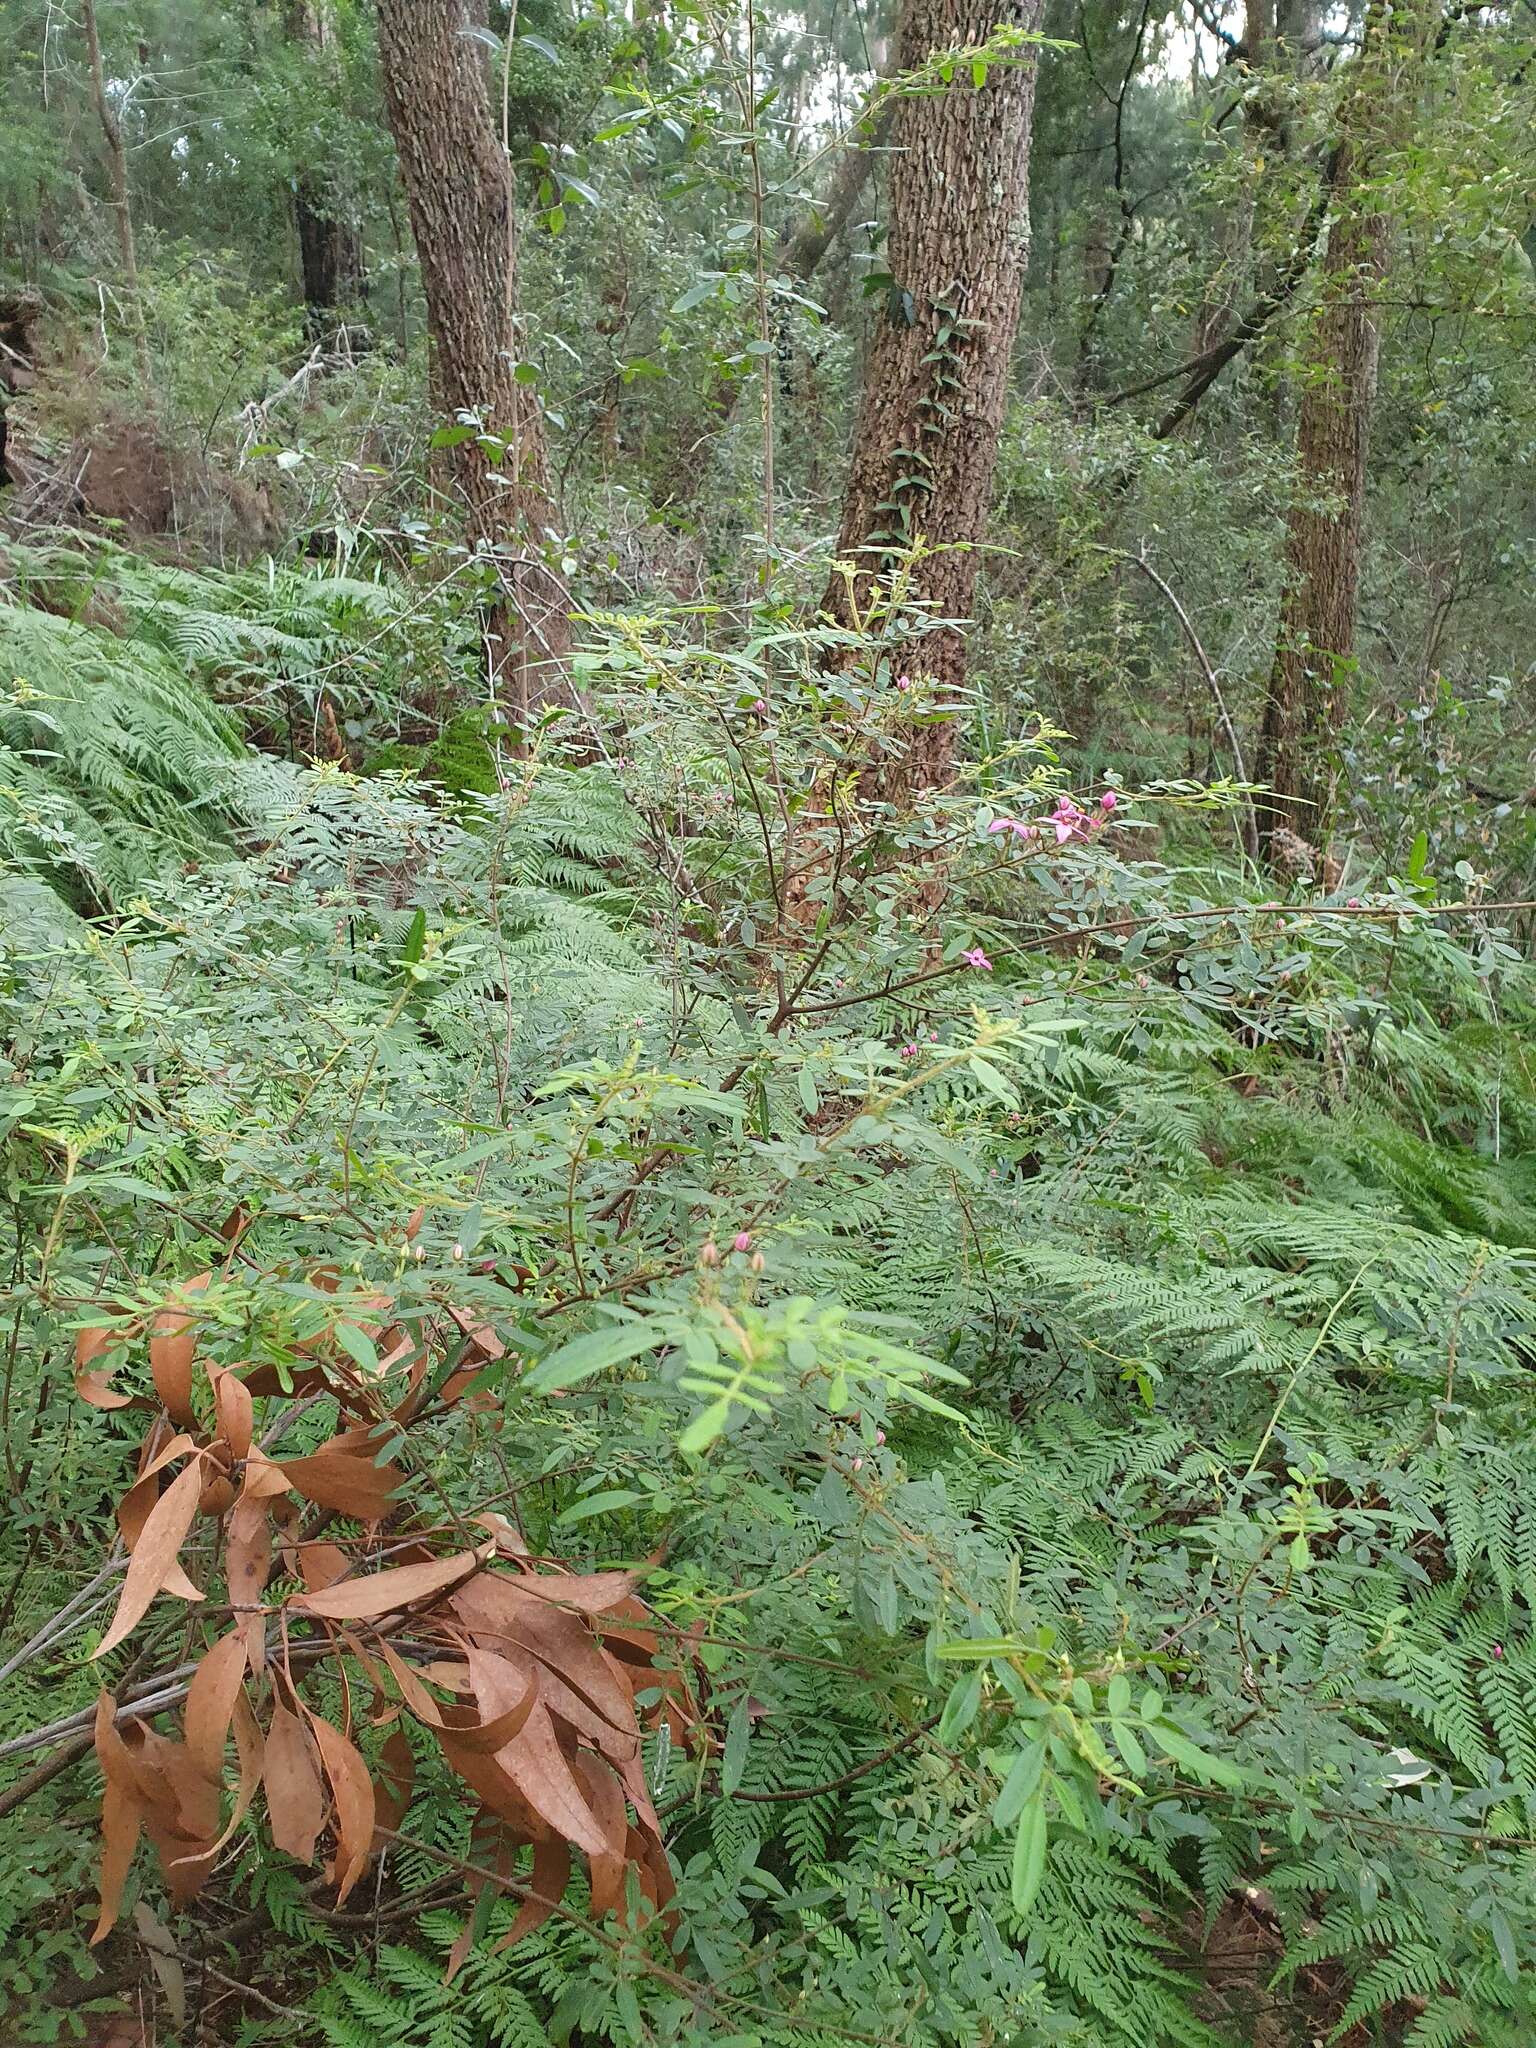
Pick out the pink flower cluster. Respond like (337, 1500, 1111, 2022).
(988, 790, 1119, 848)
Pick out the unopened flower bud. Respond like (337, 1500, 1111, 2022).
(700, 1241, 720, 1268)
(851, 1456, 863, 1472)
(733, 1231, 752, 1253)
(750, 1250, 765, 1273)
(875, 1429, 886, 1446)
(451, 1242, 464, 1261)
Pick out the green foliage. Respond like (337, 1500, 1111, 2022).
(5, 569, 1536, 2048)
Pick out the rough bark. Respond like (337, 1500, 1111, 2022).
(1255, 0, 1425, 853)
(376, 0, 571, 715)
(820, 0, 1047, 789)
(287, 2, 365, 337)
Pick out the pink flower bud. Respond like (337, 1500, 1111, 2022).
(1100, 789, 1118, 811)
(874, 1429, 886, 1446)
(1493, 1642, 1505, 1660)
(851, 1456, 863, 1472)
(733, 1231, 752, 1253)
(700, 1240, 720, 1268)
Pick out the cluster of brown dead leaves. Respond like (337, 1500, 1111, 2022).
(74, 1272, 695, 1970)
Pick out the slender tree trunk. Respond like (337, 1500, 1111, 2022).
(820, 0, 1047, 790)
(1255, 0, 1428, 854)
(1190, 0, 1275, 359)
(668, 98, 892, 511)
(287, 2, 365, 338)
(81, 0, 153, 405)
(376, 0, 571, 720)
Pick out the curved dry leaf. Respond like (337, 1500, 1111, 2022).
(515, 1567, 646, 1615)
(281, 1445, 401, 1520)
(149, 1275, 209, 1426)
(75, 1326, 141, 1410)
(183, 1629, 248, 1782)
(493, 1836, 571, 1951)
(373, 1725, 415, 1844)
(295, 1540, 350, 1593)
(94, 1457, 206, 1660)
(310, 1714, 375, 1904)
(374, 1639, 536, 1752)
(452, 1577, 636, 1732)
(461, 1648, 540, 1756)
(294, 1548, 482, 1621)
(575, 1755, 629, 1920)
(227, 1494, 272, 1615)
(264, 1700, 324, 1862)
(485, 1640, 636, 1762)
(90, 1696, 144, 1944)
(208, 1366, 253, 1460)
(495, 1701, 610, 1857)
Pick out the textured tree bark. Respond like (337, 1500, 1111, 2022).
(1255, 0, 1425, 854)
(820, 0, 1047, 790)
(376, 0, 571, 717)
(1254, 138, 1384, 852)
(287, 2, 365, 337)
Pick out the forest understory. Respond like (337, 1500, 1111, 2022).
(2, 0, 1536, 2044)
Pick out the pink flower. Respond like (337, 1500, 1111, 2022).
(1493, 1643, 1505, 1660)
(1050, 799, 1089, 845)
(733, 1231, 752, 1253)
(1100, 789, 1118, 811)
(962, 946, 993, 971)
(895, 675, 912, 692)
(987, 818, 1014, 836)
(753, 697, 767, 714)
(899, 1041, 919, 1058)
(1347, 897, 1361, 909)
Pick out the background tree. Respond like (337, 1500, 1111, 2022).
(821, 0, 1049, 789)
(376, 0, 571, 715)
(1256, 0, 1435, 854)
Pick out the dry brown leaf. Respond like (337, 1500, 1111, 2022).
(90, 1697, 143, 1944)
(495, 1701, 610, 1858)
(294, 1548, 481, 1621)
(452, 1576, 636, 1732)
(493, 1836, 572, 1951)
(183, 1629, 248, 1782)
(514, 1566, 646, 1615)
(310, 1713, 375, 1904)
(94, 1457, 206, 1659)
(373, 1725, 415, 1844)
(263, 1700, 325, 1862)
(148, 1275, 210, 1425)
(281, 1444, 401, 1520)
(208, 1365, 253, 1460)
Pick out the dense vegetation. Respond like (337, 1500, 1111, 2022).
(3, 0, 1536, 2043)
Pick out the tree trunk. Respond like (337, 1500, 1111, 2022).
(376, 0, 571, 720)
(820, 0, 1046, 790)
(1255, 0, 1427, 855)
(667, 98, 891, 512)
(1190, 0, 1275, 359)
(287, 2, 365, 339)
(81, 0, 154, 405)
